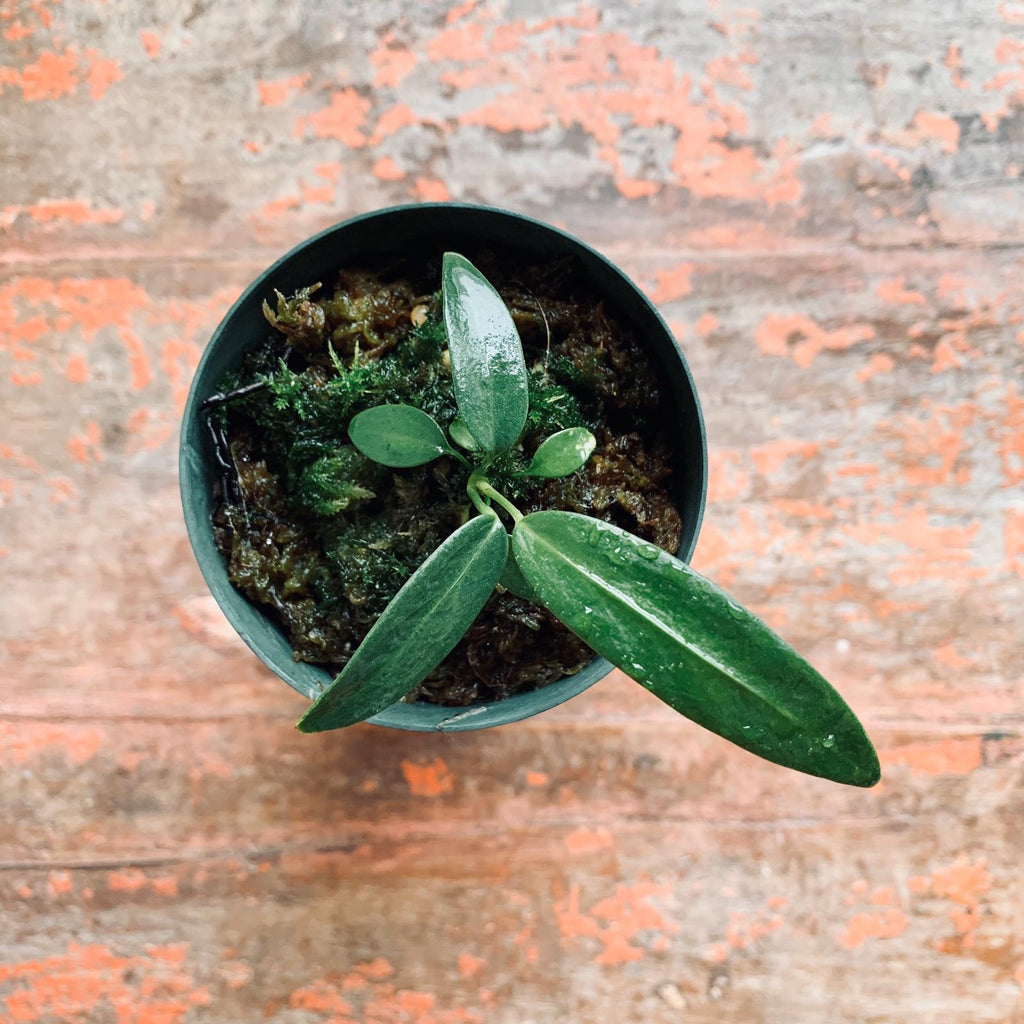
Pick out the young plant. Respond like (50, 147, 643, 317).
(297, 252, 880, 788)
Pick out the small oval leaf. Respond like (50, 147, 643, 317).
(512, 511, 880, 787)
(298, 513, 509, 732)
(448, 416, 481, 452)
(442, 252, 528, 453)
(349, 404, 449, 468)
(522, 427, 596, 478)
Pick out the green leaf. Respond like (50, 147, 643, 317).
(512, 511, 880, 787)
(349, 404, 450, 468)
(448, 416, 481, 452)
(498, 537, 539, 601)
(298, 513, 509, 732)
(442, 252, 528, 453)
(522, 427, 596, 478)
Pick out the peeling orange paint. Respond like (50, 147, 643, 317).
(524, 770, 549, 787)
(0, 942, 205, 1023)
(880, 737, 981, 776)
(139, 30, 162, 59)
(294, 88, 370, 144)
(857, 352, 894, 382)
(648, 262, 694, 304)
(415, 178, 451, 202)
(913, 110, 960, 153)
(371, 38, 417, 88)
(749, 439, 819, 476)
(6, 46, 78, 101)
(84, 53, 122, 100)
(457, 952, 485, 977)
(877, 276, 926, 307)
(372, 156, 404, 181)
(107, 869, 147, 893)
(0, 722, 102, 765)
(564, 827, 615, 856)
(401, 757, 455, 796)
(695, 312, 720, 338)
(554, 881, 678, 966)
(840, 908, 909, 949)
(755, 313, 875, 369)
(258, 72, 310, 107)
(47, 871, 72, 897)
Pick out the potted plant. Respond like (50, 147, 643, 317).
(180, 204, 879, 787)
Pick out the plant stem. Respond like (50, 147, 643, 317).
(467, 475, 492, 517)
(476, 480, 524, 524)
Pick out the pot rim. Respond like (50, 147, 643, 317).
(179, 202, 707, 731)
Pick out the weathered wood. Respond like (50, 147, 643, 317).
(2, 0, 1023, 1020)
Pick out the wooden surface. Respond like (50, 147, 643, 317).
(2, 0, 1023, 1021)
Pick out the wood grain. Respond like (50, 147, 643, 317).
(1, 0, 1022, 1020)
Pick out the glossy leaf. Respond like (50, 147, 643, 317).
(442, 252, 528, 453)
(349, 404, 450, 468)
(522, 427, 596, 478)
(448, 416, 481, 452)
(298, 513, 508, 732)
(512, 511, 880, 787)
(498, 537, 539, 602)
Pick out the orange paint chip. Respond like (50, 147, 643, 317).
(401, 757, 455, 796)
(615, 177, 660, 199)
(564, 826, 615, 856)
(65, 353, 89, 383)
(257, 72, 310, 107)
(648, 262, 694, 304)
(755, 313, 875, 368)
(370, 44, 417, 88)
(152, 875, 179, 897)
(457, 952, 485, 977)
(856, 352, 895, 383)
(294, 88, 370, 145)
(107, 868, 148, 893)
(48, 870, 73, 897)
(85, 54, 123, 100)
(840, 908, 908, 949)
(914, 110, 960, 153)
(880, 737, 981, 776)
(259, 195, 301, 220)
(17, 47, 79, 101)
(372, 155, 405, 182)
(876, 275, 926, 307)
(749, 439, 819, 477)
(415, 178, 451, 202)
(695, 311, 720, 338)
(140, 30, 162, 59)
(524, 770, 549, 787)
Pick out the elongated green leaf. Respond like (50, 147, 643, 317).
(349, 404, 450, 468)
(522, 427, 596, 478)
(498, 536, 539, 602)
(448, 416, 481, 452)
(442, 252, 528, 453)
(298, 513, 508, 732)
(512, 511, 880, 787)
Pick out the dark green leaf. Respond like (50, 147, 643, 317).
(512, 511, 880, 787)
(448, 416, 481, 452)
(522, 427, 596, 478)
(442, 252, 528, 453)
(349, 404, 450, 468)
(498, 537, 539, 601)
(298, 513, 509, 732)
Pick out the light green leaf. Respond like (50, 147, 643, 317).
(522, 427, 596, 478)
(442, 252, 528, 453)
(298, 513, 509, 732)
(349, 404, 450, 468)
(512, 511, 880, 787)
(448, 416, 481, 452)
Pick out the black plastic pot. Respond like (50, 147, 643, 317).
(179, 203, 707, 731)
